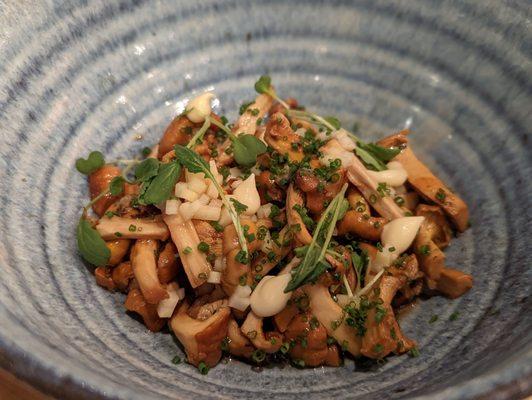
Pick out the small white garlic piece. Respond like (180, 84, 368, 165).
(366, 161, 408, 187)
(250, 274, 292, 317)
(185, 92, 214, 123)
(372, 216, 424, 271)
(231, 174, 261, 216)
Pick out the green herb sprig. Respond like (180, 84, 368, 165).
(285, 183, 348, 292)
(174, 144, 249, 257)
(209, 118, 266, 167)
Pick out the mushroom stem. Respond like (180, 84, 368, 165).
(96, 216, 169, 240)
(131, 239, 168, 304)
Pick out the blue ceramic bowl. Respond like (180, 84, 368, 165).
(0, 1, 530, 399)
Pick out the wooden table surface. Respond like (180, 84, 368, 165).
(0, 368, 53, 400)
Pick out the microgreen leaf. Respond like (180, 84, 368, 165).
(357, 142, 400, 164)
(285, 184, 348, 292)
(232, 134, 267, 167)
(230, 198, 248, 214)
(355, 145, 387, 171)
(77, 218, 110, 265)
(139, 161, 181, 205)
(324, 116, 341, 130)
(75, 151, 105, 175)
(254, 75, 272, 94)
(109, 176, 125, 196)
(174, 145, 249, 256)
(135, 158, 160, 182)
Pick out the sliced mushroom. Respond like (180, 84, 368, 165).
(233, 93, 273, 137)
(124, 288, 166, 332)
(378, 133, 469, 232)
(89, 164, 123, 216)
(287, 184, 313, 245)
(436, 267, 473, 299)
(94, 266, 116, 291)
(415, 204, 453, 249)
(221, 248, 250, 296)
(170, 301, 231, 367)
(273, 301, 299, 333)
(264, 112, 304, 162)
(284, 311, 340, 367)
(305, 170, 347, 216)
(163, 213, 211, 288)
(105, 239, 131, 266)
(250, 225, 293, 281)
(256, 171, 284, 203)
(361, 255, 421, 358)
(303, 283, 362, 356)
(112, 261, 134, 292)
(337, 189, 386, 241)
(193, 219, 223, 257)
(131, 239, 168, 304)
(96, 216, 169, 240)
(157, 242, 179, 284)
(158, 115, 200, 158)
(227, 318, 254, 359)
(240, 311, 283, 353)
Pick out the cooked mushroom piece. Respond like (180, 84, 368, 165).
(124, 288, 166, 332)
(193, 219, 223, 258)
(415, 204, 453, 249)
(96, 216, 170, 240)
(157, 242, 180, 284)
(94, 266, 116, 291)
(158, 115, 201, 158)
(105, 239, 131, 266)
(287, 184, 313, 245)
(303, 283, 362, 356)
(169, 301, 231, 367)
(322, 139, 404, 220)
(112, 261, 135, 292)
(131, 239, 168, 304)
(378, 132, 469, 231)
(361, 255, 421, 358)
(227, 318, 255, 359)
(163, 213, 212, 288)
(264, 112, 304, 162)
(413, 213, 447, 289)
(337, 189, 386, 241)
(89, 164, 123, 216)
(233, 93, 273, 137)
(240, 311, 283, 353)
(436, 267, 473, 299)
(273, 301, 299, 333)
(250, 225, 293, 282)
(284, 311, 341, 367)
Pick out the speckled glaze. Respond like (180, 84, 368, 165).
(0, 1, 530, 399)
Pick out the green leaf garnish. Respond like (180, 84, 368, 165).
(232, 134, 267, 167)
(134, 158, 160, 182)
(77, 218, 110, 265)
(75, 151, 105, 175)
(109, 176, 125, 196)
(324, 116, 341, 130)
(254, 75, 272, 94)
(285, 183, 348, 292)
(355, 145, 387, 171)
(139, 161, 181, 205)
(230, 198, 248, 214)
(174, 145, 249, 256)
(357, 142, 400, 164)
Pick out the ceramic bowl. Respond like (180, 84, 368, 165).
(0, 1, 530, 399)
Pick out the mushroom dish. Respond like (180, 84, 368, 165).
(75, 76, 472, 373)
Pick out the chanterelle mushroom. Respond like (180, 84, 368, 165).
(241, 311, 283, 353)
(96, 216, 169, 241)
(287, 184, 313, 245)
(170, 301, 230, 367)
(361, 255, 422, 358)
(130, 239, 168, 304)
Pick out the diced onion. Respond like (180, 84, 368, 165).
(179, 201, 201, 221)
(165, 199, 181, 215)
(209, 198, 223, 208)
(188, 178, 207, 194)
(207, 270, 221, 284)
(157, 283, 181, 318)
(175, 182, 199, 202)
(229, 167, 243, 179)
(234, 284, 252, 298)
(228, 295, 250, 312)
(206, 182, 219, 199)
(197, 194, 210, 205)
(194, 205, 221, 221)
